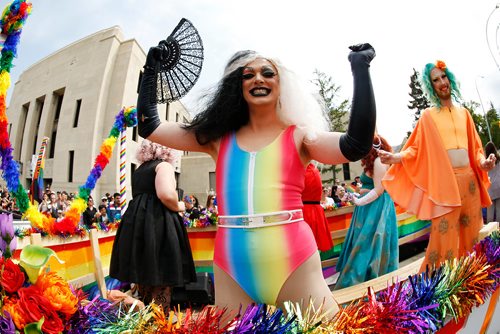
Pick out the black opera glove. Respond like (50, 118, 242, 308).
(137, 42, 168, 138)
(339, 43, 377, 161)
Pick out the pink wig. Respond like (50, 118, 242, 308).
(136, 139, 179, 165)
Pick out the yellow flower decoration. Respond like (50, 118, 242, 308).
(435, 60, 447, 70)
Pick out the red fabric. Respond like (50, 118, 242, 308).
(301, 163, 333, 251)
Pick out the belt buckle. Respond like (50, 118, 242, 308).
(247, 216, 264, 226)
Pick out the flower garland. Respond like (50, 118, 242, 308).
(323, 201, 353, 212)
(0, 245, 83, 333)
(183, 207, 218, 228)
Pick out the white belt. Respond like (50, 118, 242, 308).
(218, 209, 303, 228)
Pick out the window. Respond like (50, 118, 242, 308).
(32, 98, 44, 155)
(54, 94, 63, 122)
(49, 130, 57, 158)
(18, 103, 29, 159)
(342, 163, 351, 181)
(68, 150, 74, 182)
(209, 172, 216, 192)
(132, 126, 138, 142)
(49, 91, 64, 159)
(73, 99, 81, 127)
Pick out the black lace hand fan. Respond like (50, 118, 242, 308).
(155, 18, 204, 104)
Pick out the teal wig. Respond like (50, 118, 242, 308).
(420, 62, 462, 107)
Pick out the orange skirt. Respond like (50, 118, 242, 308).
(420, 166, 482, 271)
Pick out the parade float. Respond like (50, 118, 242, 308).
(0, 1, 499, 332)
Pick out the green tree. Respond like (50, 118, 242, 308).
(311, 69, 350, 184)
(407, 68, 430, 138)
(463, 100, 500, 147)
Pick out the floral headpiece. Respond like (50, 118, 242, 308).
(435, 60, 447, 70)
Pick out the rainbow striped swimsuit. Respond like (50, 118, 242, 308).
(214, 125, 318, 304)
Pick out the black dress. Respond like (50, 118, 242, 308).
(110, 160, 196, 287)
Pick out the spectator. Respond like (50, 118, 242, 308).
(56, 209, 64, 222)
(335, 185, 350, 204)
(191, 195, 202, 210)
(82, 197, 98, 228)
(183, 195, 200, 219)
(331, 185, 342, 204)
(61, 191, 71, 212)
(205, 194, 218, 215)
(38, 193, 50, 213)
(96, 204, 110, 226)
(101, 196, 108, 207)
(108, 192, 122, 223)
(320, 186, 335, 208)
(47, 192, 60, 219)
(485, 141, 500, 222)
(354, 175, 362, 188)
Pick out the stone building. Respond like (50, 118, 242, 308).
(6, 26, 191, 201)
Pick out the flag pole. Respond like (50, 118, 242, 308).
(29, 137, 49, 203)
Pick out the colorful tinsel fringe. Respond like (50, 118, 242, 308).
(22, 106, 137, 237)
(65, 231, 499, 333)
(0, 0, 32, 219)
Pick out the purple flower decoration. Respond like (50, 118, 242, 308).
(0, 311, 15, 334)
(0, 213, 16, 258)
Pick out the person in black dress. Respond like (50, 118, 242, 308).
(110, 139, 196, 310)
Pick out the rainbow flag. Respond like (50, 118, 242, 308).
(29, 137, 49, 203)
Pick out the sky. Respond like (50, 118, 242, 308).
(5, 0, 500, 146)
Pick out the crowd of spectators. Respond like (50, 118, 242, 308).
(0, 184, 124, 228)
(320, 177, 362, 209)
(1, 183, 220, 228)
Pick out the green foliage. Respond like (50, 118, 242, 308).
(463, 100, 500, 147)
(312, 69, 350, 131)
(312, 69, 350, 183)
(407, 68, 430, 138)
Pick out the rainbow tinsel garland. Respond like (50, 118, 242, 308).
(22, 106, 137, 237)
(62, 231, 500, 333)
(0, 0, 32, 218)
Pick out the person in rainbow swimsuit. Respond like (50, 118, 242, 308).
(379, 60, 495, 271)
(137, 42, 376, 315)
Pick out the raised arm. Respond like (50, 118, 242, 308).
(305, 43, 376, 164)
(138, 42, 213, 155)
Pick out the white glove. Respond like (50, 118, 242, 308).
(352, 189, 379, 206)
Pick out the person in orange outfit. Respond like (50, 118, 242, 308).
(378, 60, 496, 271)
(301, 163, 334, 251)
